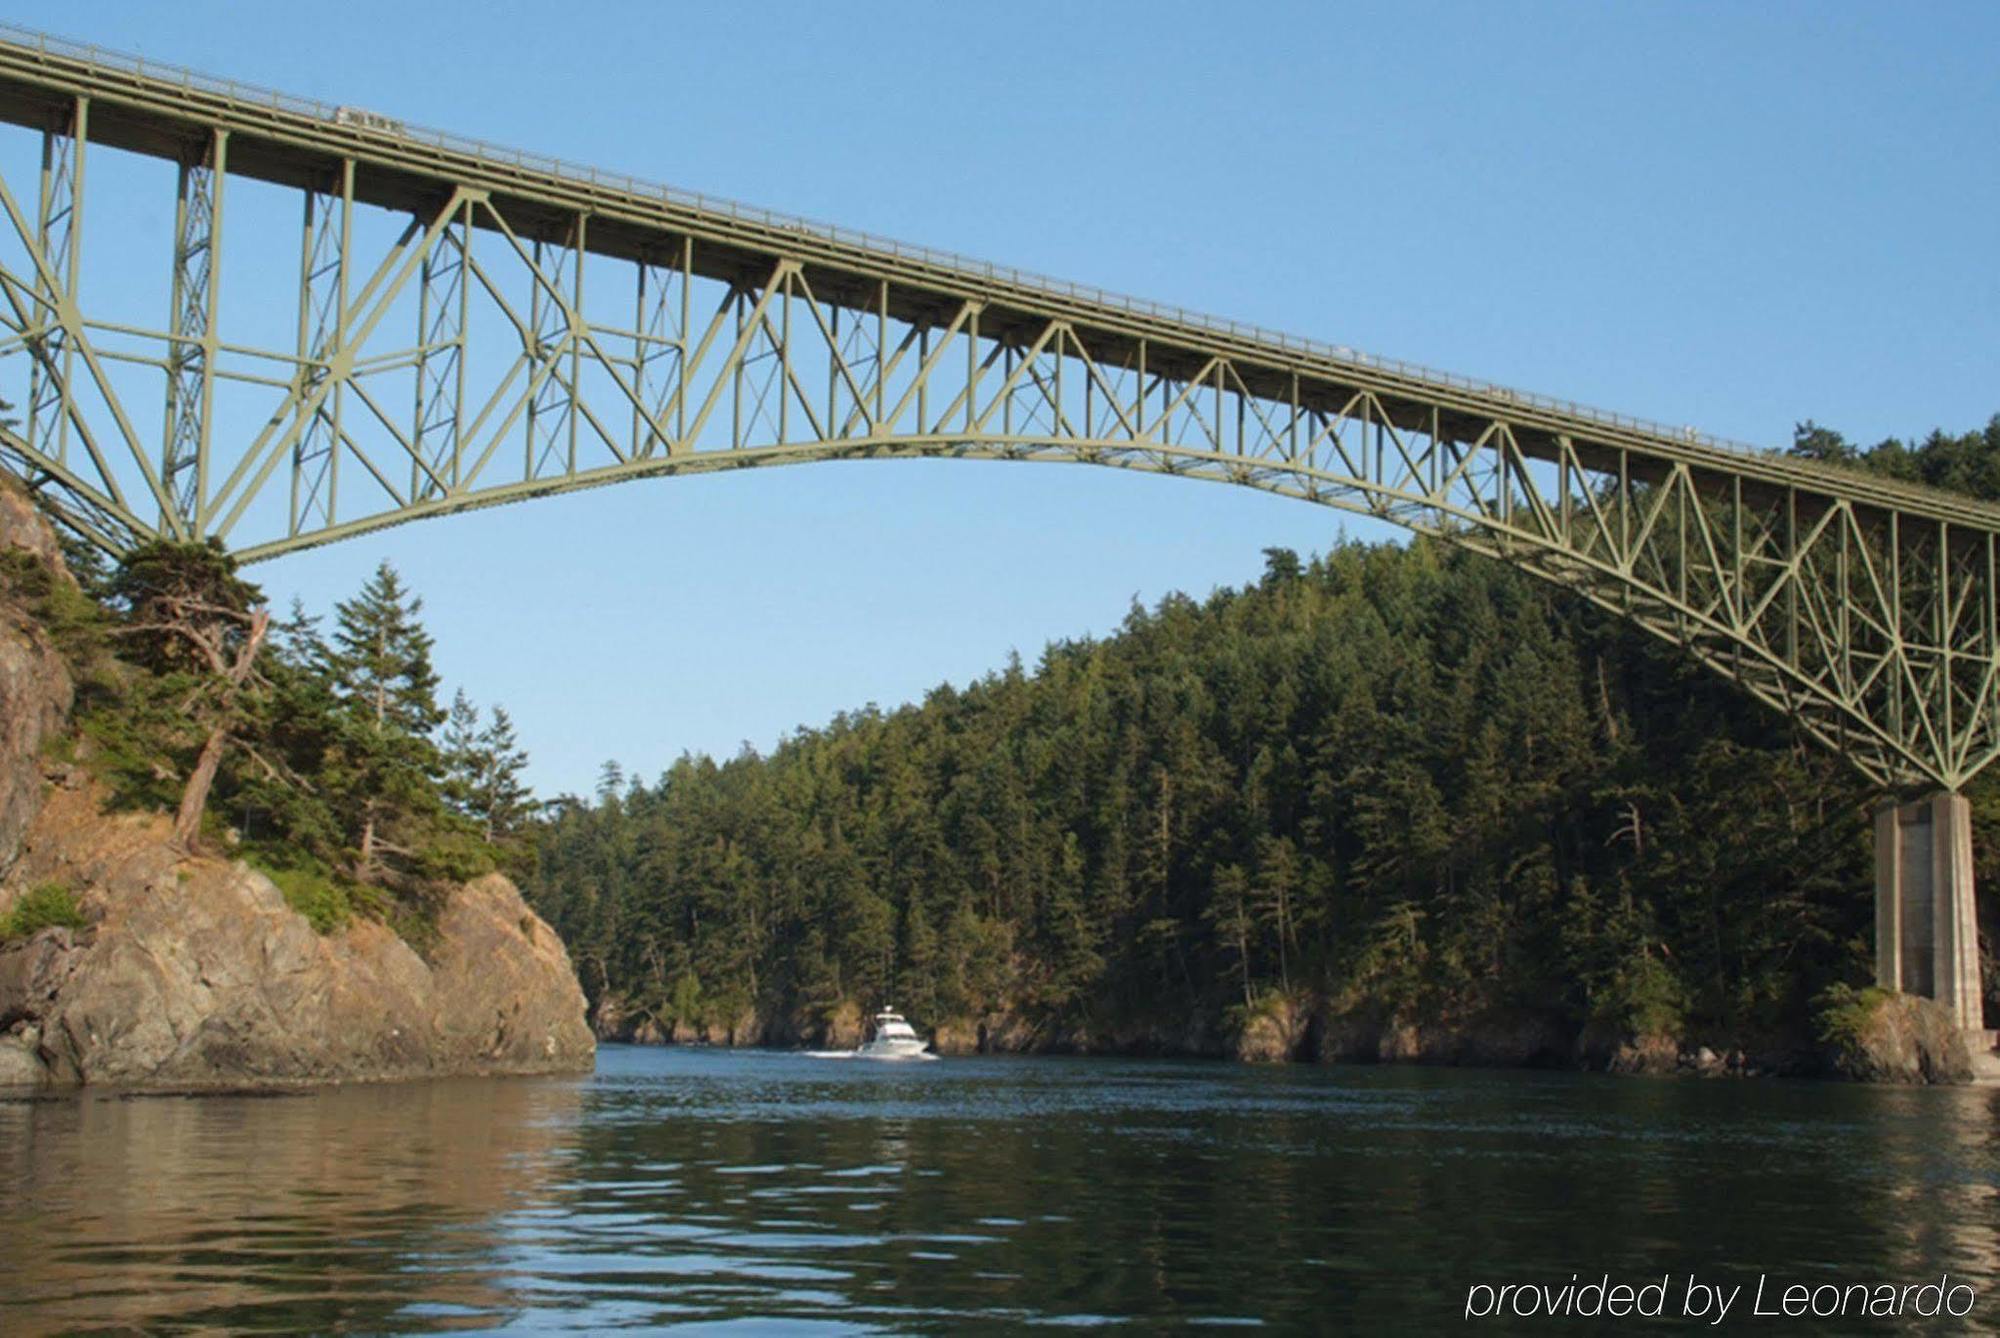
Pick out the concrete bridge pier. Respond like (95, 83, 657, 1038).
(1875, 793, 1984, 1031)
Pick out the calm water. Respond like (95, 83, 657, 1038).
(4, 1046, 2000, 1333)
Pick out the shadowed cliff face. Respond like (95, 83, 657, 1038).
(0, 760, 592, 1088)
(0, 485, 73, 879)
(2, 783, 595, 1087)
(0, 486, 594, 1090)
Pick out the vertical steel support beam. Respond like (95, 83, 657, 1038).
(1784, 488, 1799, 670)
(729, 285, 746, 450)
(162, 127, 227, 531)
(1985, 534, 1999, 768)
(291, 159, 352, 534)
(678, 237, 691, 442)
(26, 95, 85, 473)
(826, 300, 840, 432)
(524, 220, 576, 477)
(1837, 514, 1852, 697)
(633, 237, 685, 457)
(875, 278, 887, 426)
(568, 214, 585, 471)
(1890, 513, 1905, 750)
(1940, 522, 1954, 769)
(965, 306, 982, 432)
(413, 195, 468, 500)
(778, 267, 791, 443)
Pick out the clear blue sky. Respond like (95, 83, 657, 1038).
(23, 2, 2000, 799)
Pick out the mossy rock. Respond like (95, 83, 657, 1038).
(1817, 985, 1972, 1084)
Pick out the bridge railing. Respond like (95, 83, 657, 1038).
(0, 21, 1821, 471)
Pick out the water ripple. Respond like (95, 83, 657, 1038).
(3, 1049, 1997, 1332)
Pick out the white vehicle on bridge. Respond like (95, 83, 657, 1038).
(331, 105, 404, 135)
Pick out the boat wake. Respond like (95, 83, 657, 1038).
(801, 1009, 941, 1061)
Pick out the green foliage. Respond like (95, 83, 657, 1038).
(106, 539, 264, 677)
(242, 847, 403, 936)
(527, 411, 2000, 1047)
(74, 662, 193, 811)
(8, 529, 533, 952)
(407, 825, 495, 886)
(325, 561, 442, 737)
(1796, 413, 2000, 501)
(387, 898, 445, 961)
(525, 529, 1879, 1045)
(52, 539, 273, 846)
(0, 883, 88, 941)
(0, 546, 107, 673)
(304, 560, 460, 889)
(251, 856, 359, 934)
(1813, 983, 1892, 1058)
(667, 971, 704, 1027)
(219, 561, 527, 937)
(442, 691, 538, 851)
(1595, 949, 1688, 1039)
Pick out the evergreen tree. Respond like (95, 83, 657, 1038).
(475, 706, 535, 842)
(434, 694, 537, 856)
(107, 540, 270, 849)
(517, 413, 2000, 1053)
(598, 760, 626, 805)
(9, 504, 533, 942)
(322, 561, 446, 884)
(326, 562, 442, 737)
(441, 688, 484, 816)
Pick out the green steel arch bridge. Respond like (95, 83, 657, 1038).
(0, 27, 1989, 1029)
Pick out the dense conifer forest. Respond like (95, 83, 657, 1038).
(524, 415, 2000, 1057)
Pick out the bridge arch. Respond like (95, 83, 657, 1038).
(0, 27, 1994, 801)
(205, 427, 1989, 796)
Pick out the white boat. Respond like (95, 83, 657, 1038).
(854, 1008, 937, 1061)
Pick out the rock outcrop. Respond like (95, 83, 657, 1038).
(0, 482, 593, 1091)
(0, 782, 593, 1090)
(0, 483, 74, 877)
(1231, 996, 1314, 1063)
(1820, 990, 1973, 1084)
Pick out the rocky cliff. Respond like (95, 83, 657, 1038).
(0, 484, 73, 883)
(0, 487, 593, 1091)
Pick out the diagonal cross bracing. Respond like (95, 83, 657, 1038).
(0, 26, 1995, 794)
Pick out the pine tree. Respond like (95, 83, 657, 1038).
(108, 541, 270, 849)
(441, 689, 484, 817)
(598, 760, 626, 805)
(474, 705, 535, 842)
(326, 562, 442, 738)
(518, 410, 2000, 1052)
(322, 561, 445, 884)
(273, 597, 325, 664)
(221, 593, 344, 859)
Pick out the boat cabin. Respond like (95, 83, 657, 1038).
(872, 1009, 918, 1041)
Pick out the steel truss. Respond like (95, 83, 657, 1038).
(0, 33, 1997, 795)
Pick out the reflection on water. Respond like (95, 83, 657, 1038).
(3, 1047, 2000, 1332)
(0, 1077, 583, 1333)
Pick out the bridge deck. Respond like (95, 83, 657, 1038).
(0, 22, 1990, 534)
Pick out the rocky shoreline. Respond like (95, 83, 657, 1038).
(2, 477, 1965, 1092)
(0, 775, 595, 1093)
(586, 990, 1976, 1084)
(0, 486, 593, 1093)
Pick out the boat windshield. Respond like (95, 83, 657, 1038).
(873, 1012, 916, 1038)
